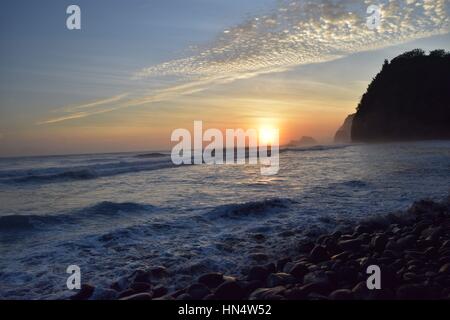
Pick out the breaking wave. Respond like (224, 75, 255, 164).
(0, 201, 156, 232)
(205, 198, 294, 220)
(2, 158, 175, 185)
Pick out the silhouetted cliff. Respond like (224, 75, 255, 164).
(334, 114, 354, 143)
(351, 49, 450, 142)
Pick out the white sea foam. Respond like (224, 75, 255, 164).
(0, 141, 449, 299)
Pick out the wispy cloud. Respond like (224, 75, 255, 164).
(40, 0, 449, 124)
(38, 94, 129, 125)
(61, 93, 128, 112)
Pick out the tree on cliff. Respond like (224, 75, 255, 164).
(351, 49, 450, 142)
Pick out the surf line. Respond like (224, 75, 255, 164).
(171, 121, 280, 176)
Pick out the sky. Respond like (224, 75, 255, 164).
(0, 0, 449, 157)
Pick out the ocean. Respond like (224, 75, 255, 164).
(0, 141, 449, 299)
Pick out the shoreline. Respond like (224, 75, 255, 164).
(71, 195, 450, 300)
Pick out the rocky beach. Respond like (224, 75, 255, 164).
(70, 195, 450, 301)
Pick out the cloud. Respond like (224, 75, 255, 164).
(61, 93, 128, 112)
(135, 0, 449, 80)
(37, 106, 124, 125)
(38, 94, 128, 125)
(40, 0, 449, 124)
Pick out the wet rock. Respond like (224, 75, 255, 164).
(90, 288, 118, 300)
(439, 263, 450, 274)
(284, 287, 307, 300)
(131, 269, 152, 284)
(152, 285, 168, 299)
(396, 284, 428, 300)
(70, 284, 95, 300)
(421, 226, 442, 241)
(264, 262, 276, 274)
(423, 247, 438, 259)
(120, 292, 153, 300)
(336, 266, 358, 284)
(130, 282, 152, 293)
(214, 281, 245, 300)
(198, 273, 224, 289)
(240, 280, 264, 295)
(338, 239, 362, 251)
(267, 273, 297, 287)
(440, 240, 450, 250)
(171, 288, 187, 299)
(249, 286, 285, 300)
(249, 253, 269, 262)
(309, 245, 329, 263)
(396, 235, 416, 249)
(187, 283, 211, 300)
(110, 276, 131, 292)
(276, 257, 292, 272)
(307, 292, 330, 300)
(385, 240, 399, 251)
(149, 266, 169, 278)
(117, 289, 136, 299)
(288, 263, 309, 280)
(412, 221, 429, 235)
(300, 281, 332, 296)
(371, 234, 388, 252)
(247, 266, 269, 282)
(331, 251, 351, 261)
(355, 225, 371, 235)
(176, 293, 193, 300)
(351, 282, 367, 299)
(298, 241, 315, 253)
(329, 289, 353, 300)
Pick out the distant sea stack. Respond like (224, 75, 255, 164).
(334, 114, 355, 143)
(287, 136, 317, 147)
(351, 49, 450, 142)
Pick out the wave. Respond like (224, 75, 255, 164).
(84, 201, 155, 215)
(205, 198, 294, 220)
(134, 152, 168, 158)
(2, 158, 176, 185)
(339, 180, 368, 188)
(0, 201, 156, 232)
(281, 144, 351, 153)
(0, 214, 60, 231)
(13, 169, 98, 183)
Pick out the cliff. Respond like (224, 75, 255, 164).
(334, 114, 355, 143)
(351, 49, 450, 142)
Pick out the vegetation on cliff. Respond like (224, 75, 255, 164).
(351, 49, 450, 142)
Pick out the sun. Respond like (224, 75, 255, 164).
(259, 126, 278, 146)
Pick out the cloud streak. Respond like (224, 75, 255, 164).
(41, 0, 449, 124)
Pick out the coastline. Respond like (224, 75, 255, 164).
(71, 195, 450, 300)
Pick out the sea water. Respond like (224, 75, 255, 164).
(0, 141, 449, 299)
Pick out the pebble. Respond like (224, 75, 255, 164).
(103, 198, 450, 300)
(266, 273, 297, 288)
(198, 272, 225, 289)
(120, 292, 153, 300)
(214, 281, 245, 300)
(309, 245, 329, 263)
(69, 284, 95, 300)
